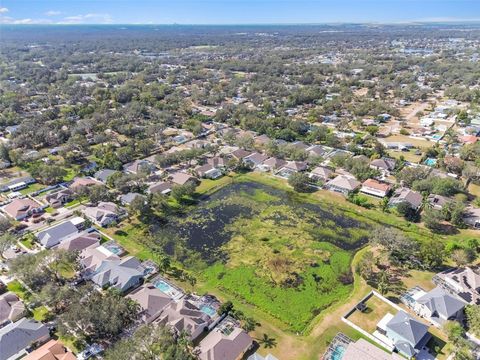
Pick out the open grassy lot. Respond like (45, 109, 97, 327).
(7, 280, 32, 301)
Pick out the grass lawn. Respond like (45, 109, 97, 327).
(7, 280, 32, 301)
(32, 306, 50, 321)
(347, 294, 397, 333)
(18, 183, 45, 195)
(19, 237, 35, 250)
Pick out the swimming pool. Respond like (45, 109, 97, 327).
(154, 280, 174, 294)
(200, 304, 217, 317)
(330, 345, 346, 360)
(424, 158, 437, 166)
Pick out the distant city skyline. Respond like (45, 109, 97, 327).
(1, 0, 480, 25)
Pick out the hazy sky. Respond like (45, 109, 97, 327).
(1, 0, 480, 25)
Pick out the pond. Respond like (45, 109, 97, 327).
(157, 181, 369, 264)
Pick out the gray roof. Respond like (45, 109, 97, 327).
(386, 311, 429, 347)
(0, 318, 50, 360)
(120, 192, 145, 205)
(94, 169, 117, 183)
(36, 221, 79, 249)
(90, 256, 144, 293)
(416, 287, 465, 319)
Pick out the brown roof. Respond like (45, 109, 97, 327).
(69, 177, 100, 189)
(3, 198, 42, 219)
(170, 172, 197, 186)
(262, 157, 287, 169)
(362, 179, 391, 192)
(231, 149, 252, 160)
(57, 232, 101, 252)
(127, 284, 173, 323)
(198, 326, 252, 360)
(23, 339, 77, 360)
(0, 292, 25, 324)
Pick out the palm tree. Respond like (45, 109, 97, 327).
(258, 333, 277, 349)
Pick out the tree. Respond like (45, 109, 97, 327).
(288, 172, 310, 192)
(104, 324, 196, 360)
(0, 233, 16, 258)
(259, 333, 277, 349)
(423, 208, 444, 233)
(31, 164, 67, 185)
(450, 248, 474, 267)
(171, 183, 195, 203)
(465, 305, 480, 337)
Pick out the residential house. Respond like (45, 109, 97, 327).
(119, 192, 146, 206)
(57, 231, 101, 252)
(3, 198, 44, 221)
(169, 172, 199, 187)
(127, 284, 173, 324)
(309, 166, 333, 183)
(69, 177, 101, 190)
(427, 194, 450, 210)
(340, 338, 403, 360)
(93, 169, 117, 184)
(197, 318, 253, 360)
(370, 158, 396, 175)
(382, 311, 431, 358)
(157, 299, 211, 341)
(434, 267, 480, 305)
(243, 153, 269, 169)
(283, 161, 308, 172)
(83, 202, 125, 227)
(360, 179, 392, 198)
(306, 145, 331, 158)
(147, 181, 173, 195)
(123, 159, 156, 175)
(23, 339, 77, 360)
(80, 245, 120, 274)
(195, 164, 222, 179)
(414, 287, 465, 326)
(89, 256, 145, 293)
(388, 188, 423, 211)
(260, 157, 287, 172)
(45, 189, 73, 208)
(0, 318, 50, 360)
(325, 175, 361, 195)
(230, 149, 252, 161)
(207, 157, 228, 169)
(0, 293, 26, 327)
(36, 220, 81, 249)
(0, 177, 36, 193)
(462, 206, 480, 229)
(254, 134, 271, 147)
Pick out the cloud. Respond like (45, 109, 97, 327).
(0, 7, 8, 14)
(0, 16, 52, 24)
(45, 10, 62, 16)
(60, 13, 113, 24)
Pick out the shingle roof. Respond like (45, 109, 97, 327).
(0, 318, 50, 360)
(37, 221, 79, 249)
(416, 287, 465, 319)
(386, 311, 429, 347)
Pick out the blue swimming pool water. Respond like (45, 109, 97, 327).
(330, 345, 346, 360)
(154, 280, 173, 293)
(200, 305, 217, 317)
(424, 158, 437, 166)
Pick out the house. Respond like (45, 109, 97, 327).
(383, 311, 431, 358)
(57, 231, 101, 252)
(0, 177, 36, 193)
(127, 284, 173, 323)
(93, 169, 117, 184)
(370, 158, 396, 174)
(89, 256, 145, 293)
(283, 161, 308, 172)
(169, 172, 199, 186)
(309, 166, 333, 182)
(80, 245, 120, 274)
(360, 179, 392, 198)
(260, 157, 287, 172)
(306, 145, 331, 158)
(230, 149, 252, 161)
(0, 292, 26, 326)
(197, 318, 253, 360)
(434, 267, 480, 305)
(462, 206, 480, 229)
(207, 157, 228, 169)
(427, 194, 450, 210)
(123, 159, 156, 175)
(195, 164, 223, 179)
(83, 202, 125, 227)
(147, 181, 173, 195)
(45, 189, 73, 208)
(119, 192, 146, 206)
(23, 339, 77, 360)
(325, 175, 361, 195)
(254, 134, 271, 146)
(3, 198, 43, 221)
(414, 287, 465, 326)
(69, 177, 101, 190)
(156, 299, 211, 341)
(36, 220, 81, 249)
(388, 187, 423, 211)
(0, 318, 50, 360)
(340, 338, 403, 360)
(243, 153, 269, 169)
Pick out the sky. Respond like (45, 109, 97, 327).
(1, 0, 480, 25)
